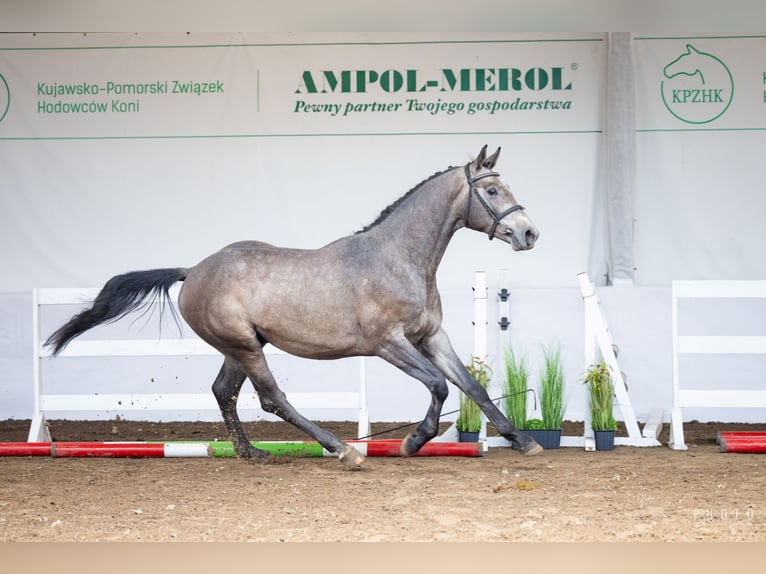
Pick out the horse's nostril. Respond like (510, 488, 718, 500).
(525, 228, 538, 246)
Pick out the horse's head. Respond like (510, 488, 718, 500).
(463, 145, 539, 250)
(664, 44, 705, 83)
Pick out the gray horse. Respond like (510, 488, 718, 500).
(47, 145, 542, 469)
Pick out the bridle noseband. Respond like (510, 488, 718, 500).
(463, 164, 525, 241)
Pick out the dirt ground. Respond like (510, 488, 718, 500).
(0, 418, 764, 542)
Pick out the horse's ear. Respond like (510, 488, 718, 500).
(484, 147, 501, 170)
(472, 145, 488, 171)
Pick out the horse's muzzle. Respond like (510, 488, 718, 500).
(522, 226, 539, 248)
(500, 224, 539, 250)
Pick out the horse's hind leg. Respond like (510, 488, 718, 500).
(212, 357, 271, 460)
(231, 347, 366, 470)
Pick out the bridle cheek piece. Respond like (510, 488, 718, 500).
(463, 164, 525, 241)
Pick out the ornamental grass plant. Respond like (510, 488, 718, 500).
(583, 359, 617, 431)
(502, 348, 528, 429)
(456, 355, 491, 433)
(539, 344, 566, 430)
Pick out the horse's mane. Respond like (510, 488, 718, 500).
(355, 166, 457, 234)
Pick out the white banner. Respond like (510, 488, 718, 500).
(633, 35, 766, 284)
(0, 33, 604, 139)
(634, 35, 766, 131)
(0, 33, 606, 293)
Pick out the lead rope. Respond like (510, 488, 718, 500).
(356, 388, 537, 441)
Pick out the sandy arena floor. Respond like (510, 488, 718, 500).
(0, 419, 764, 542)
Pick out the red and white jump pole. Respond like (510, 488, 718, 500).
(718, 431, 766, 453)
(716, 431, 766, 444)
(0, 439, 481, 458)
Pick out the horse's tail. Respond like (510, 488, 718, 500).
(45, 267, 188, 356)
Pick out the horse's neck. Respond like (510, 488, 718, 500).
(363, 169, 465, 273)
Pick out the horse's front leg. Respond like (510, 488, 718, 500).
(421, 329, 543, 455)
(376, 335, 450, 456)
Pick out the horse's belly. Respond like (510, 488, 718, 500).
(254, 314, 363, 359)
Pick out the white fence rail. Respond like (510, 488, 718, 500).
(670, 280, 766, 450)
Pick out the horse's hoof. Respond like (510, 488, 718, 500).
(399, 433, 419, 457)
(339, 445, 365, 470)
(522, 441, 544, 456)
(237, 444, 271, 461)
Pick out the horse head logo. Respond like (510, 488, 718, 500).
(0, 72, 10, 124)
(661, 44, 733, 124)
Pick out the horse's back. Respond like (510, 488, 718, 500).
(180, 240, 333, 311)
(178, 239, 367, 356)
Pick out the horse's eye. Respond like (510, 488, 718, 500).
(487, 187, 498, 196)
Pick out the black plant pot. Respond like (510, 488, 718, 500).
(525, 429, 562, 450)
(458, 430, 480, 443)
(511, 429, 561, 450)
(594, 430, 615, 451)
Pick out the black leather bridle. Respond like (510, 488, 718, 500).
(463, 163, 525, 241)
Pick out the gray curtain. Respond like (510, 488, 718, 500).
(605, 32, 635, 285)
